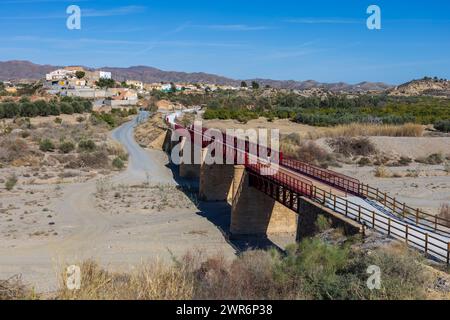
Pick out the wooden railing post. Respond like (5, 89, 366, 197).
(435, 215, 438, 231)
(402, 203, 406, 218)
(388, 218, 391, 235)
(424, 234, 428, 254)
(372, 211, 376, 228)
(415, 208, 420, 225)
(358, 206, 362, 222)
(345, 201, 348, 217)
(447, 243, 450, 265)
(405, 225, 409, 243)
(333, 195, 337, 210)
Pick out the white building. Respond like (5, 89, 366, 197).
(99, 71, 112, 79)
(45, 69, 76, 81)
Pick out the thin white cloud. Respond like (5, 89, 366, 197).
(285, 18, 362, 24)
(0, 5, 146, 20)
(200, 24, 271, 31)
(5, 35, 245, 49)
(1, 0, 89, 3)
(82, 6, 146, 17)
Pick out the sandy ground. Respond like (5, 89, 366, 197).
(316, 136, 450, 159)
(204, 117, 320, 136)
(334, 164, 450, 215)
(0, 115, 236, 293)
(1, 113, 91, 126)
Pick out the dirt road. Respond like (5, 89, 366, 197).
(0, 114, 235, 292)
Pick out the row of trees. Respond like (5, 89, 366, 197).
(0, 97, 92, 119)
(240, 81, 261, 89)
(199, 91, 450, 126)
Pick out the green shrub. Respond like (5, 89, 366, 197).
(39, 139, 55, 152)
(398, 156, 412, 166)
(327, 137, 377, 157)
(54, 117, 62, 124)
(59, 141, 75, 154)
(112, 157, 125, 169)
(434, 120, 450, 133)
(315, 215, 332, 232)
(416, 153, 444, 165)
(78, 139, 96, 152)
(5, 174, 18, 190)
(358, 157, 371, 167)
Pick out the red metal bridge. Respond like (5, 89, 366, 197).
(166, 116, 450, 264)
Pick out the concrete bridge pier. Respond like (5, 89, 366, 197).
(178, 137, 201, 179)
(162, 129, 177, 154)
(198, 147, 235, 201)
(230, 165, 298, 238)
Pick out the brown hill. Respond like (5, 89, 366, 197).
(0, 60, 392, 92)
(388, 77, 450, 97)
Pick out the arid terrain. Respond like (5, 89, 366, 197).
(0, 113, 237, 292)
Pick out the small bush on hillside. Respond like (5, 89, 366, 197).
(112, 157, 125, 170)
(358, 157, 371, 167)
(39, 139, 55, 152)
(374, 166, 392, 178)
(398, 156, 413, 166)
(416, 153, 444, 165)
(5, 174, 18, 190)
(0, 137, 29, 163)
(78, 139, 96, 152)
(281, 135, 336, 168)
(59, 141, 75, 154)
(54, 117, 62, 124)
(77, 150, 109, 169)
(434, 120, 450, 133)
(327, 137, 376, 157)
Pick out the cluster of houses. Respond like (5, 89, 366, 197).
(43, 66, 241, 109)
(44, 67, 139, 108)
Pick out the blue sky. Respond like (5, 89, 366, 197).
(0, 0, 449, 84)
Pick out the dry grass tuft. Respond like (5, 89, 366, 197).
(307, 123, 424, 139)
(281, 134, 337, 168)
(5, 239, 434, 300)
(374, 166, 392, 178)
(0, 275, 36, 300)
(327, 136, 377, 157)
(57, 259, 194, 300)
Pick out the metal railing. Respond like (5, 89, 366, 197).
(247, 169, 450, 264)
(359, 184, 450, 233)
(166, 115, 450, 261)
(281, 158, 361, 194)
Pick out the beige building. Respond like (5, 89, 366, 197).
(125, 80, 144, 90)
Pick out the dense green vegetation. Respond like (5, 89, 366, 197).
(96, 78, 116, 88)
(206, 93, 450, 125)
(154, 90, 450, 126)
(0, 96, 93, 119)
(90, 108, 137, 128)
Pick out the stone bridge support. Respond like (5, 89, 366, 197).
(230, 165, 298, 237)
(178, 137, 201, 179)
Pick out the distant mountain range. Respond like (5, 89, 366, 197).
(0, 60, 393, 92)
